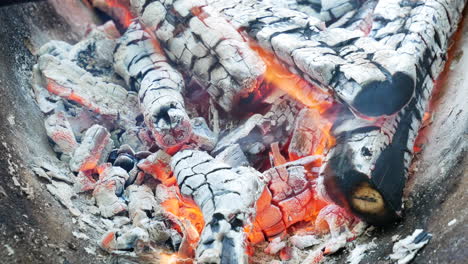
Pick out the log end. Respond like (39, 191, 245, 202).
(353, 71, 414, 117)
(321, 145, 403, 225)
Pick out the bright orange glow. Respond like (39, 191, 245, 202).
(159, 253, 179, 264)
(250, 44, 333, 112)
(161, 192, 204, 235)
(244, 43, 337, 244)
(104, 0, 134, 27)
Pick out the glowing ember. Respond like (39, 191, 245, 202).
(159, 253, 179, 264)
(103, 0, 133, 27)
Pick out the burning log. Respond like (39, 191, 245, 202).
(171, 150, 263, 264)
(69, 124, 114, 172)
(114, 21, 192, 149)
(210, 0, 416, 117)
(130, 0, 266, 112)
(321, 0, 465, 225)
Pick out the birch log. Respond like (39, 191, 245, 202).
(114, 21, 192, 149)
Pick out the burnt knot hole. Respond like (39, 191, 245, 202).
(154, 104, 178, 124)
(209, 213, 225, 234)
(229, 217, 244, 232)
(361, 146, 372, 157)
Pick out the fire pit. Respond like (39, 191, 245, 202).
(0, 1, 466, 264)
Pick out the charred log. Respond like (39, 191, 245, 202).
(171, 150, 263, 264)
(130, 0, 266, 112)
(114, 21, 192, 149)
(320, 0, 465, 225)
(209, 0, 416, 117)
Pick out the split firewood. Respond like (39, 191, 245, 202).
(69, 124, 114, 172)
(320, 0, 465, 225)
(130, 0, 266, 112)
(171, 150, 263, 264)
(114, 21, 192, 149)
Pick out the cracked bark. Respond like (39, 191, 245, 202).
(321, 0, 466, 225)
(209, 0, 419, 117)
(114, 21, 192, 149)
(171, 150, 263, 264)
(130, 0, 266, 112)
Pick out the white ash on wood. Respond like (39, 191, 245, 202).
(210, 0, 416, 117)
(34, 27, 138, 128)
(69, 124, 114, 173)
(130, 0, 266, 112)
(320, 0, 466, 225)
(171, 150, 263, 264)
(114, 21, 192, 149)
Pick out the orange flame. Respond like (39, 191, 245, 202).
(250, 44, 333, 112)
(244, 44, 337, 244)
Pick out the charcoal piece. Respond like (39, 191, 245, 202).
(288, 108, 332, 160)
(137, 150, 172, 183)
(114, 22, 192, 149)
(131, 0, 266, 111)
(100, 227, 149, 252)
(44, 111, 78, 155)
(114, 154, 137, 172)
(171, 150, 263, 264)
(213, 95, 301, 160)
(190, 117, 218, 151)
(126, 184, 158, 224)
(215, 144, 249, 168)
(69, 125, 114, 172)
(93, 165, 129, 218)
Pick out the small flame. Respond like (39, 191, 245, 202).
(250, 44, 333, 112)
